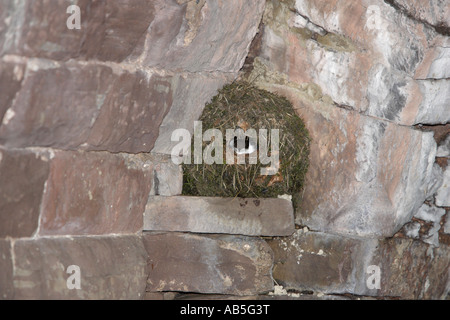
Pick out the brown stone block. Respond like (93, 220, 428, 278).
(143, 232, 274, 296)
(132, 0, 265, 72)
(267, 230, 371, 294)
(85, 70, 173, 153)
(1, 0, 155, 62)
(0, 148, 49, 238)
(12, 235, 148, 299)
(144, 196, 295, 236)
(371, 238, 450, 299)
(0, 62, 172, 153)
(268, 230, 450, 299)
(0, 62, 26, 122)
(0, 240, 14, 299)
(39, 151, 152, 236)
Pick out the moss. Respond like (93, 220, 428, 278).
(316, 32, 357, 53)
(182, 81, 310, 208)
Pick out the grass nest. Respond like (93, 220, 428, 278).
(182, 81, 310, 207)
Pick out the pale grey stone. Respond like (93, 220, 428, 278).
(436, 135, 450, 157)
(415, 80, 450, 125)
(414, 203, 446, 247)
(426, 163, 444, 200)
(144, 196, 295, 236)
(151, 74, 229, 155)
(435, 166, 450, 207)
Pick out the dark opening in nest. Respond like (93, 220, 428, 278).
(182, 81, 310, 207)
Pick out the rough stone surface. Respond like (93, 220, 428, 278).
(144, 196, 295, 236)
(131, 0, 265, 72)
(11, 235, 148, 299)
(0, 59, 173, 153)
(0, 240, 14, 299)
(415, 79, 450, 125)
(249, 69, 436, 237)
(387, 0, 450, 31)
(0, 147, 49, 238)
(0, 0, 448, 301)
(0, 0, 265, 72)
(437, 135, 450, 157)
(148, 153, 183, 197)
(435, 166, 450, 207)
(444, 214, 450, 235)
(411, 203, 446, 247)
(267, 230, 370, 294)
(426, 163, 444, 201)
(259, 0, 450, 125)
(0, 0, 155, 62)
(151, 74, 230, 155)
(39, 150, 153, 236)
(0, 62, 26, 123)
(143, 232, 274, 295)
(370, 238, 450, 299)
(268, 230, 450, 299)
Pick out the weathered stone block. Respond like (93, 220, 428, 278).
(436, 166, 450, 207)
(260, 0, 450, 125)
(39, 150, 153, 236)
(0, 147, 49, 238)
(12, 235, 148, 299)
(414, 79, 450, 125)
(267, 230, 372, 294)
(0, 0, 155, 62)
(437, 135, 450, 157)
(151, 74, 231, 155)
(143, 232, 274, 295)
(369, 238, 450, 299)
(144, 196, 295, 236)
(252, 78, 436, 237)
(132, 0, 265, 72)
(0, 62, 26, 122)
(0, 240, 14, 299)
(1, 0, 265, 73)
(0, 60, 172, 153)
(148, 153, 183, 197)
(268, 230, 450, 299)
(386, 0, 450, 30)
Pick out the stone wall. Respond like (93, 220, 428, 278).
(0, 0, 448, 300)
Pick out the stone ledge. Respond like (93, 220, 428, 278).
(144, 196, 295, 236)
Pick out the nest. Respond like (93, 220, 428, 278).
(182, 81, 310, 206)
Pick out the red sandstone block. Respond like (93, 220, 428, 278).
(0, 148, 49, 238)
(39, 150, 153, 236)
(0, 63, 172, 153)
(0, 0, 155, 62)
(144, 232, 274, 296)
(12, 235, 148, 299)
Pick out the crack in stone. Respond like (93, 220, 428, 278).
(384, 0, 450, 36)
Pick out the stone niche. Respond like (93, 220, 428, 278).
(144, 80, 311, 239)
